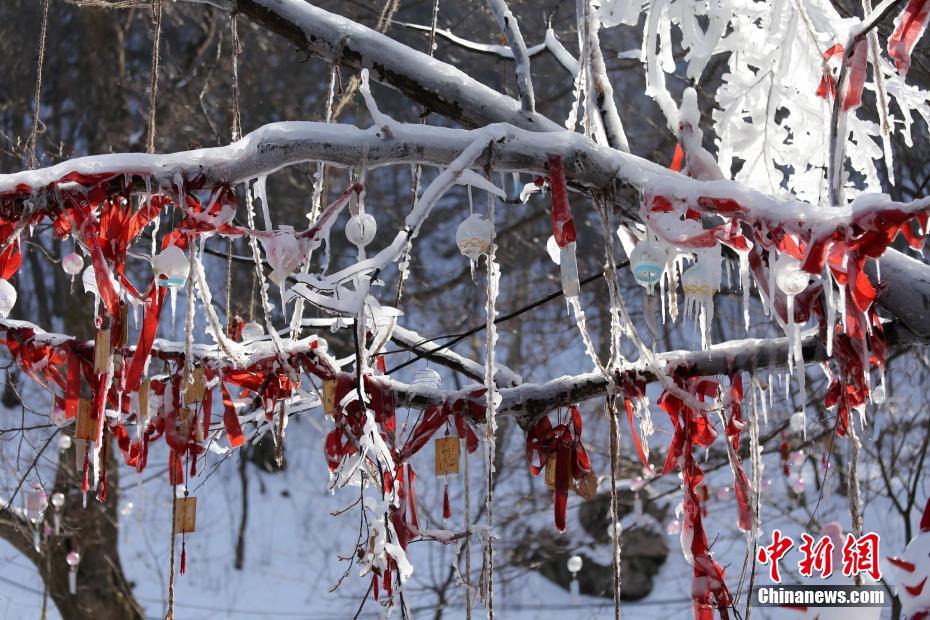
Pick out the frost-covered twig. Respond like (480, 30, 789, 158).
(581, 1, 629, 152)
(486, 0, 535, 113)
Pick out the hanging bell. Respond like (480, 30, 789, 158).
(262, 229, 302, 285)
(455, 213, 494, 260)
(413, 368, 442, 391)
(629, 240, 666, 292)
(240, 321, 265, 342)
(345, 213, 377, 247)
(24, 483, 48, 522)
(62, 252, 84, 276)
(772, 253, 810, 296)
(681, 250, 721, 349)
(0, 278, 16, 318)
(152, 245, 190, 288)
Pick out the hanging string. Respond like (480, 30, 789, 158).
(482, 162, 499, 620)
(27, 0, 50, 169)
(607, 394, 622, 620)
(225, 238, 233, 330)
(146, 0, 163, 155)
(847, 418, 864, 586)
(166, 485, 177, 620)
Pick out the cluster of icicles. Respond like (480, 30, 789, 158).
(626, 230, 847, 424)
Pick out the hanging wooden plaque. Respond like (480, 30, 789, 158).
(116, 304, 130, 348)
(74, 399, 96, 441)
(138, 380, 151, 422)
(174, 496, 197, 534)
(185, 368, 206, 403)
(322, 380, 337, 416)
(574, 471, 598, 500)
(545, 455, 557, 489)
(93, 329, 111, 373)
(434, 436, 460, 476)
(177, 408, 192, 440)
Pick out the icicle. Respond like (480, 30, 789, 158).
(786, 294, 795, 375)
(739, 251, 750, 332)
(825, 269, 836, 357)
(254, 176, 271, 231)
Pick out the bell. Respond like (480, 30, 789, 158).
(345, 213, 377, 247)
(62, 252, 84, 276)
(0, 279, 16, 318)
(629, 240, 666, 292)
(240, 321, 264, 342)
(262, 229, 302, 285)
(24, 484, 48, 521)
(413, 368, 442, 390)
(152, 245, 190, 288)
(455, 213, 494, 260)
(772, 253, 809, 296)
(681, 250, 721, 349)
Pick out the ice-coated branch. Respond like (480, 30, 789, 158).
(398, 22, 579, 75)
(486, 0, 536, 113)
(826, 0, 906, 206)
(581, 0, 629, 152)
(229, 0, 562, 132)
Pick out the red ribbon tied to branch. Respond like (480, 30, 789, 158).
(526, 406, 592, 532)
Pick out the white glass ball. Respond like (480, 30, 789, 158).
(62, 252, 84, 276)
(455, 214, 494, 260)
(152, 246, 190, 288)
(58, 434, 72, 451)
(791, 477, 806, 494)
(773, 253, 809, 296)
(240, 321, 265, 342)
(50, 492, 65, 509)
(566, 555, 583, 574)
(345, 213, 377, 247)
(630, 240, 667, 288)
(666, 518, 682, 535)
(413, 368, 442, 390)
(0, 278, 16, 318)
(66, 550, 80, 567)
(789, 411, 806, 434)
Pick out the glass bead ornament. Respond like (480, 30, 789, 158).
(789, 411, 806, 434)
(345, 212, 377, 247)
(629, 239, 667, 293)
(152, 245, 190, 288)
(0, 278, 16, 318)
(773, 253, 810, 296)
(666, 518, 682, 535)
(66, 550, 80, 595)
(240, 321, 264, 342)
(455, 213, 494, 261)
(413, 368, 442, 391)
(791, 477, 806, 495)
(58, 434, 72, 451)
(681, 250, 722, 349)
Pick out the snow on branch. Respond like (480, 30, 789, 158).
(486, 0, 536, 113)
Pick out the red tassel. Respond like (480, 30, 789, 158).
(442, 483, 451, 520)
(81, 443, 90, 493)
(179, 537, 187, 575)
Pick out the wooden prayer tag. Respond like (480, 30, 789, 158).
(574, 471, 599, 500)
(138, 380, 150, 421)
(545, 455, 556, 489)
(174, 496, 197, 534)
(117, 304, 130, 348)
(322, 380, 337, 416)
(74, 399, 96, 441)
(177, 408, 192, 440)
(434, 436, 460, 476)
(93, 329, 111, 373)
(185, 368, 206, 403)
